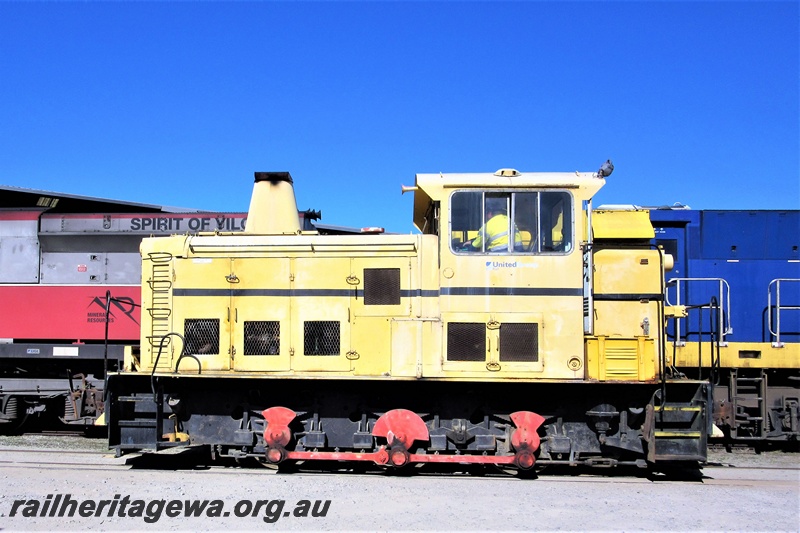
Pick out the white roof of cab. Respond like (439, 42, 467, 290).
(415, 170, 605, 199)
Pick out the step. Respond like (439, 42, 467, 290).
(117, 395, 156, 403)
(654, 430, 702, 438)
(117, 419, 158, 428)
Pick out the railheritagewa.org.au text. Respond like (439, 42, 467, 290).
(8, 494, 331, 524)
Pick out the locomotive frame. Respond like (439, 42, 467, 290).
(106, 168, 711, 472)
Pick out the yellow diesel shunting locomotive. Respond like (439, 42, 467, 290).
(108, 165, 710, 471)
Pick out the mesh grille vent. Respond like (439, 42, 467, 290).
(184, 319, 220, 355)
(499, 323, 538, 362)
(304, 321, 340, 356)
(364, 268, 401, 305)
(447, 322, 486, 361)
(244, 321, 280, 355)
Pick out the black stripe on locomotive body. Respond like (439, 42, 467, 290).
(171, 287, 583, 297)
(649, 208, 800, 443)
(441, 287, 583, 297)
(106, 168, 713, 472)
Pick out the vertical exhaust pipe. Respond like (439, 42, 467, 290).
(244, 172, 301, 235)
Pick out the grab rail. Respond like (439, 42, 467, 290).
(666, 277, 732, 346)
(768, 278, 800, 348)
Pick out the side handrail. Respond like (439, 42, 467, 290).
(666, 277, 732, 346)
(768, 278, 800, 348)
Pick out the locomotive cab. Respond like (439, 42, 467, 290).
(412, 169, 600, 380)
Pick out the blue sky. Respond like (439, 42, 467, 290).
(1, 1, 797, 233)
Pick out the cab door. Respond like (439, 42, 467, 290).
(230, 257, 292, 371)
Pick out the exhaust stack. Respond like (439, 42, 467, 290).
(244, 172, 302, 235)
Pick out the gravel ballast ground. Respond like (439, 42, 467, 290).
(0, 435, 797, 531)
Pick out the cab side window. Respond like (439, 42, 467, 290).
(450, 191, 572, 254)
(450, 191, 484, 251)
(540, 193, 572, 252)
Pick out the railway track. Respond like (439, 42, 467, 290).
(1, 442, 797, 485)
